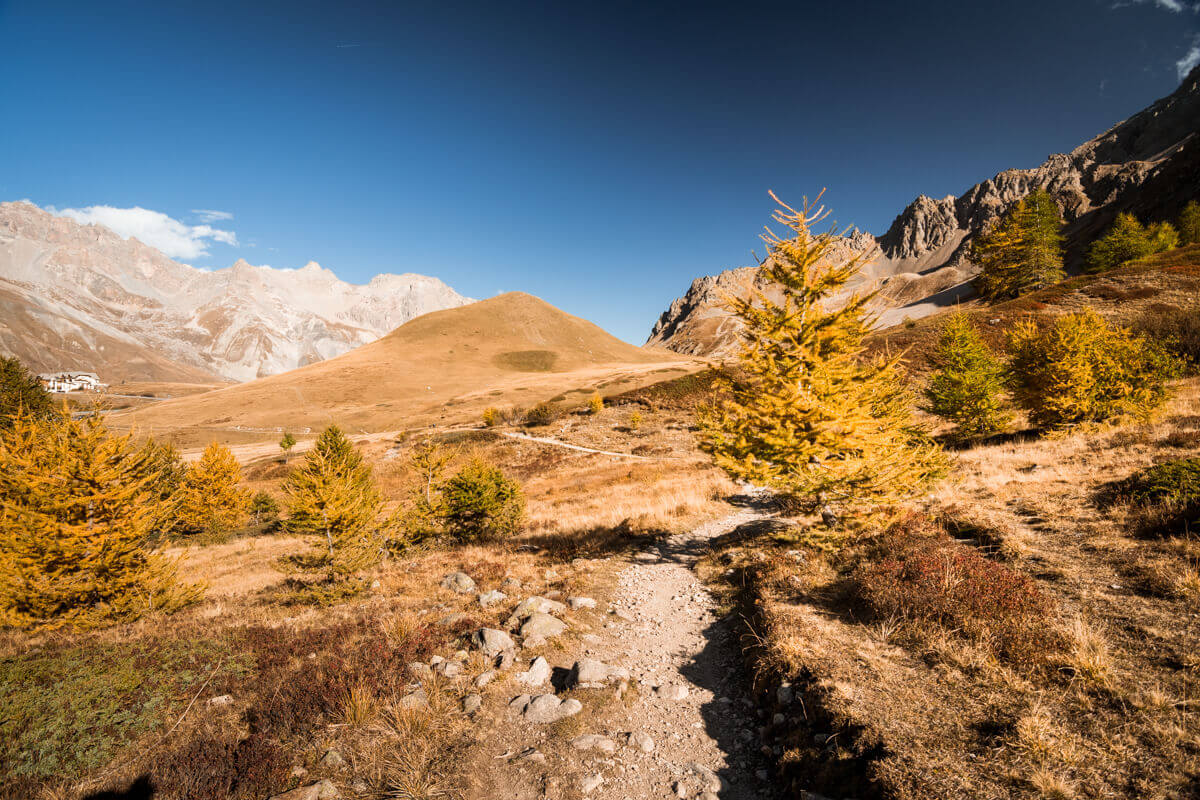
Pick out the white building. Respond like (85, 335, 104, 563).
(39, 372, 105, 393)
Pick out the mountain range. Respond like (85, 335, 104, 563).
(648, 65, 1200, 356)
(0, 201, 472, 382)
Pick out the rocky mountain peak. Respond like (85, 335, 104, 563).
(0, 204, 475, 381)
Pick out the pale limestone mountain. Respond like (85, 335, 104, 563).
(0, 201, 473, 382)
(649, 66, 1200, 356)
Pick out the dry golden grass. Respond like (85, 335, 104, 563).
(697, 376, 1200, 800)
(112, 292, 701, 447)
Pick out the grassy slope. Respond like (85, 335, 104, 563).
(869, 244, 1200, 373)
(114, 292, 702, 446)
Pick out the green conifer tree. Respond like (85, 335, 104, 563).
(1086, 213, 1153, 272)
(922, 312, 1011, 442)
(0, 356, 57, 429)
(699, 191, 947, 522)
(0, 413, 202, 628)
(284, 424, 388, 579)
(1179, 200, 1200, 246)
(973, 189, 1065, 299)
(279, 431, 296, 463)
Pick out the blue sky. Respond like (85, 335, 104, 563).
(1, 0, 1197, 343)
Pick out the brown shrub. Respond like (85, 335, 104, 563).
(853, 528, 1059, 663)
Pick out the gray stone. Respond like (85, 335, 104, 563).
(434, 660, 462, 678)
(626, 731, 655, 753)
(570, 734, 616, 754)
(515, 693, 583, 724)
(567, 596, 597, 610)
(478, 589, 507, 607)
(474, 670, 496, 689)
(508, 694, 532, 714)
(462, 693, 482, 715)
(580, 774, 603, 794)
(519, 612, 567, 639)
(496, 650, 516, 670)
(268, 780, 338, 800)
(568, 658, 629, 687)
(441, 571, 476, 593)
(470, 628, 515, 656)
(522, 633, 547, 649)
(399, 689, 428, 709)
(517, 656, 551, 687)
(655, 684, 689, 701)
(687, 762, 722, 793)
(505, 596, 567, 627)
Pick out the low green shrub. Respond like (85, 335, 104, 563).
(1107, 456, 1200, 537)
(524, 401, 557, 427)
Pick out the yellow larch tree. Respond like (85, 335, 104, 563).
(174, 441, 251, 538)
(0, 413, 202, 629)
(699, 191, 946, 527)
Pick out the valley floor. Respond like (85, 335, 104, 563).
(4, 373, 1200, 800)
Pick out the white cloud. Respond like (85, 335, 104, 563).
(44, 204, 238, 259)
(1113, 0, 1197, 10)
(1179, 36, 1200, 78)
(191, 208, 233, 223)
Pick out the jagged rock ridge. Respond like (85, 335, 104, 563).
(0, 201, 473, 381)
(649, 66, 1200, 356)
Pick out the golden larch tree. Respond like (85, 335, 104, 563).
(0, 413, 202, 628)
(699, 191, 946, 524)
(174, 441, 251, 537)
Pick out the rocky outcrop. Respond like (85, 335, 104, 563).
(649, 67, 1200, 356)
(0, 201, 472, 381)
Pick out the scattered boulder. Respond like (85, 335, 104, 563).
(505, 596, 567, 628)
(399, 688, 429, 709)
(441, 571, 476, 593)
(268, 780, 338, 800)
(517, 656, 552, 687)
(567, 658, 629, 688)
(522, 633, 547, 649)
(568, 597, 597, 610)
(626, 731, 655, 753)
(580, 774, 604, 794)
(462, 693, 482, 715)
(687, 762, 722, 793)
(570, 734, 616, 754)
(655, 684, 689, 701)
(470, 628, 515, 656)
(478, 589, 507, 607)
(434, 660, 462, 678)
(519, 612, 567, 640)
(511, 693, 583, 724)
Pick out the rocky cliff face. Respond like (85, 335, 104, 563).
(649, 67, 1200, 356)
(0, 202, 473, 382)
